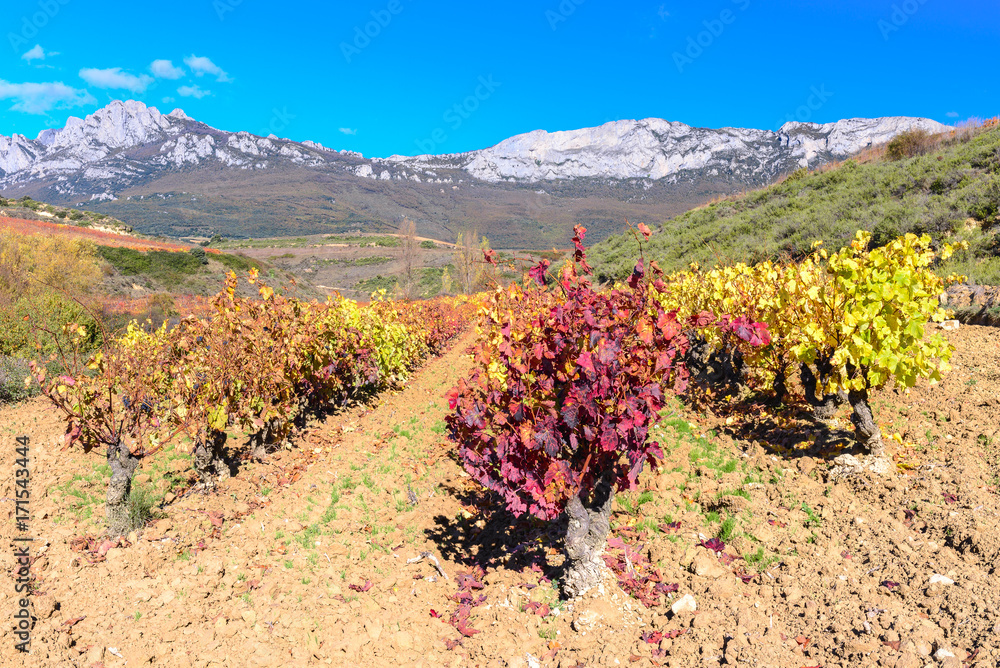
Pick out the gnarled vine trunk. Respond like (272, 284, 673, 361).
(848, 388, 885, 456)
(106, 439, 140, 537)
(250, 418, 283, 461)
(800, 363, 847, 420)
(563, 472, 615, 599)
(193, 429, 229, 488)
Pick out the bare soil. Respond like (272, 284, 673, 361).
(2, 323, 999, 668)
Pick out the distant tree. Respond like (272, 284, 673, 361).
(396, 217, 419, 300)
(454, 231, 489, 294)
(440, 266, 453, 295)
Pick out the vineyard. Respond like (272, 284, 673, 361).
(2, 227, 999, 667)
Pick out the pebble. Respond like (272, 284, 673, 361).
(671, 594, 697, 615)
(928, 574, 954, 586)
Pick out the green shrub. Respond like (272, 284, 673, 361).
(215, 252, 261, 273)
(886, 129, 932, 160)
(0, 356, 38, 404)
(0, 292, 98, 357)
(96, 246, 206, 287)
(189, 247, 208, 265)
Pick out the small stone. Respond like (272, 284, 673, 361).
(33, 595, 57, 619)
(692, 551, 728, 579)
(935, 648, 955, 659)
(163, 492, 176, 504)
(146, 519, 172, 541)
(572, 609, 600, 633)
(85, 645, 104, 664)
(939, 320, 960, 331)
(241, 610, 256, 625)
(671, 593, 697, 616)
(928, 574, 955, 586)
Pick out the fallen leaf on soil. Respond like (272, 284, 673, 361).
(699, 537, 725, 552)
(348, 580, 373, 592)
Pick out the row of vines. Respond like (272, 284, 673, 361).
(32, 269, 475, 535)
(447, 225, 961, 597)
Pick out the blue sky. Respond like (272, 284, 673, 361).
(1, 0, 997, 157)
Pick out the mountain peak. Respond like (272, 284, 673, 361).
(1, 101, 953, 232)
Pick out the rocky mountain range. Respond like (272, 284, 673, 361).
(0, 100, 949, 247)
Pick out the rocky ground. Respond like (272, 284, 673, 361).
(1, 323, 999, 668)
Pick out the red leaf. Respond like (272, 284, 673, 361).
(528, 260, 550, 286)
(637, 223, 652, 239)
(576, 351, 595, 374)
(349, 580, 373, 592)
(699, 537, 725, 552)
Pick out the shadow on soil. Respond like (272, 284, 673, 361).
(425, 484, 568, 582)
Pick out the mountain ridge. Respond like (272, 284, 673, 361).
(0, 100, 950, 247)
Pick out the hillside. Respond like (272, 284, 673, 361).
(590, 121, 1000, 284)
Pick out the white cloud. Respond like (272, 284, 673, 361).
(339, 127, 358, 135)
(150, 59, 185, 80)
(183, 55, 231, 82)
(162, 96, 175, 103)
(21, 45, 46, 62)
(0, 79, 96, 114)
(79, 67, 154, 93)
(946, 111, 960, 118)
(178, 85, 210, 99)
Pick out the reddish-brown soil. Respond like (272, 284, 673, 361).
(2, 323, 999, 667)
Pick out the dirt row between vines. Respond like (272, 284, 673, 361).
(2, 324, 1000, 668)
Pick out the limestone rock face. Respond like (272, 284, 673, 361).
(0, 99, 948, 206)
